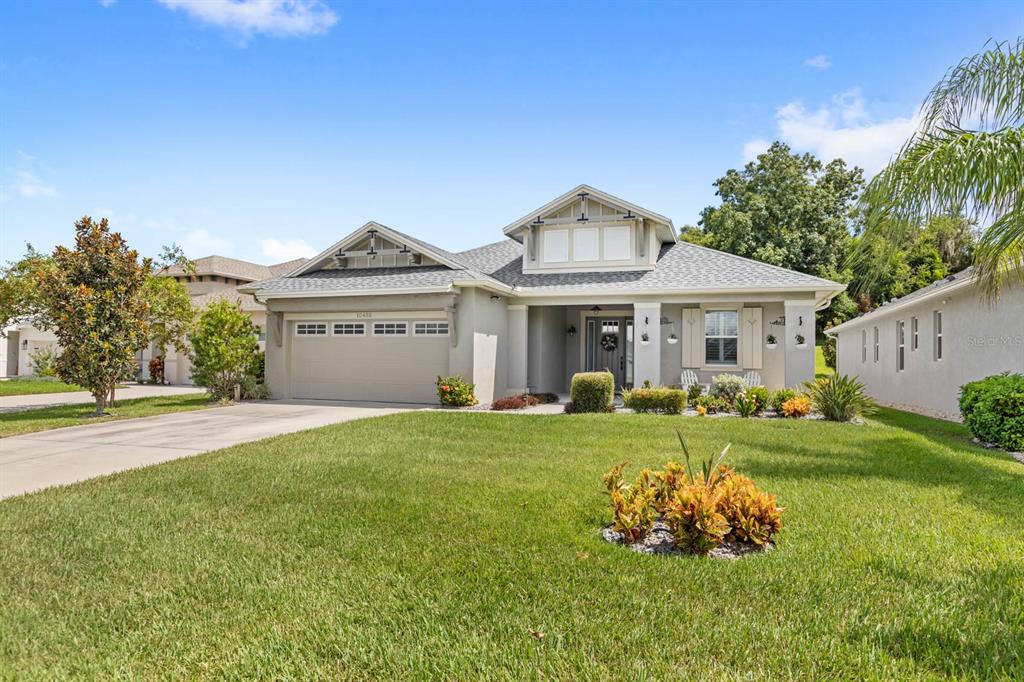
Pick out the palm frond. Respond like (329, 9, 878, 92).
(922, 38, 1024, 130)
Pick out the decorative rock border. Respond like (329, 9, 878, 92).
(602, 521, 774, 560)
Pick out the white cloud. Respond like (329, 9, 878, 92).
(182, 229, 231, 256)
(803, 54, 831, 70)
(16, 171, 57, 198)
(99, 0, 117, 7)
(742, 138, 770, 163)
(156, 0, 338, 40)
(261, 238, 317, 262)
(745, 88, 919, 175)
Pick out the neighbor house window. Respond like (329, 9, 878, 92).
(934, 310, 943, 360)
(295, 322, 327, 336)
(911, 316, 919, 351)
(704, 310, 738, 365)
(861, 329, 867, 362)
(257, 326, 266, 342)
(897, 320, 905, 372)
(333, 322, 365, 336)
(414, 321, 449, 336)
(373, 322, 407, 336)
(873, 326, 879, 363)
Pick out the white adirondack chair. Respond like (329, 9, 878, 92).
(742, 371, 762, 388)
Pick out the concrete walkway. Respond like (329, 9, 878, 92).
(0, 401, 415, 499)
(0, 384, 205, 413)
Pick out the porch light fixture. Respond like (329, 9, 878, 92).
(567, 325, 576, 337)
(590, 305, 602, 314)
(490, 295, 502, 302)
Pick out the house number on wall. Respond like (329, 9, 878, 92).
(355, 312, 373, 318)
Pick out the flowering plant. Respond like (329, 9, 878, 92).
(436, 375, 477, 407)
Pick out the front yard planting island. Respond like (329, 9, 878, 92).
(1, 408, 1022, 678)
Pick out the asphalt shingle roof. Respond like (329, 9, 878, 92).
(246, 236, 841, 295)
(164, 255, 307, 282)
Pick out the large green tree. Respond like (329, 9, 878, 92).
(857, 38, 1024, 297)
(0, 246, 55, 334)
(690, 142, 865, 278)
(189, 299, 260, 401)
(146, 243, 196, 357)
(37, 217, 151, 415)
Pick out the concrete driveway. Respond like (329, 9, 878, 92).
(0, 401, 416, 499)
(0, 384, 205, 413)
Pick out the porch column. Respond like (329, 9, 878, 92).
(508, 304, 529, 395)
(633, 302, 661, 387)
(784, 300, 816, 388)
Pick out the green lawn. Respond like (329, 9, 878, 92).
(815, 344, 834, 379)
(1, 410, 1022, 679)
(0, 379, 83, 396)
(0, 393, 213, 437)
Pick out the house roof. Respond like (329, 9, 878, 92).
(827, 267, 975, 334)
(244, 236, 843, 299)
(190, 287, 266, 313)
(162, 255, 308, 282)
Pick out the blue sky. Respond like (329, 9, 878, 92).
(2, 0, 1022, 264)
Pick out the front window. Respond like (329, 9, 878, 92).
(911, 316, 919, 350)
(873, 327, 879, 363)
(861, 329, 867, 363)
(897, 320, 905, 371)
(934, 310, 943, 360)
(704, 310, 738, 365)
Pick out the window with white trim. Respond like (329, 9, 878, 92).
(704, 310, 738, 365)
(861, 329, 867, 363)
(896, 320, 905, 372)
(873, 326, 879, 363)
(934, 310, 943, 360)
(295, 322, 327, 336)
(413, 321, 449, 336)
(333, 322, 365, 336)
(911, 316, 919, 351)
(373, 322, 407, 336)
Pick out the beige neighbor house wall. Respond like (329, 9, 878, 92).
(834, 280, 1024, 418)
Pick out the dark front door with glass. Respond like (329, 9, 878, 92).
(585, 316, 634, 389)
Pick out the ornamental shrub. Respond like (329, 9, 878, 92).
(781, 395, 811, 418)
(804, 373, 876, 422)
(436, 374, 477, 407)
(959, 373, 1024, 451)
(570, 371, 614, 413)
(711, 374, 746, 406)
(686, 383, 704, 406)
(695, 394, 730, 414)
(602, 462, 657, 542)
(734, 391, 759, 418)
(28, 346, 58, 378)
(747, 386, 770, 414)
(190, 299, 261, 401)
(769, 388, 798, 413)
(491, 393, 540, 411)
(622, 387, 686, 414)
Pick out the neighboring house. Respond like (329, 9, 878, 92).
(141, 255, 307, 384)
(240, 185, 844, 404)
(828, 267, 1024, 419)
(0, 321, 59, 378)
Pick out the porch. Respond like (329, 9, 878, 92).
(506, 300, 817, 395)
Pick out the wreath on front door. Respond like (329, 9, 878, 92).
(600, 333, 618, 352)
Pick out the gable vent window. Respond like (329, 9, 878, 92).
(333, 322, 365, 336)
(897, 320, 905, 372)
(414, 321, 449, 336)
(296, 322, 327, 336)
(373, 322, 407, 336)
(934, 310, 943, 360)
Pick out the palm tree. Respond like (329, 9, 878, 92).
(857, 38, 1024, 298)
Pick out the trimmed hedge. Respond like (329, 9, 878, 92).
(622, 387, 686, 414)
(960, 373, 1024, 451)
(570, 372, 615, 413)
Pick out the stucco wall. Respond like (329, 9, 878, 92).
(835, 281, 1024, 416)
(527, 305, 566, 394)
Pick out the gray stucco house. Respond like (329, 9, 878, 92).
(242, 185, 845, 404)
(828, 268, 1024, 419)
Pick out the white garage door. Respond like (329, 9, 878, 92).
(289, 319, 449, 403)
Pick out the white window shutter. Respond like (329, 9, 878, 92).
(682, 308, 701, 367)
(741, 307, 763, 369)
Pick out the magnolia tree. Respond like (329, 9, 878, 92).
(190, 299, 260, 401)
(37, 217, 151, 415)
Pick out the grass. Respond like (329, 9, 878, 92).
(0, 393, 213, 437)
(1, 409, 1023, 679)
(815, 344, 834, 379)
(0, 378, 83, 396)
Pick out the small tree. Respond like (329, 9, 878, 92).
(37, 217, 151, 415)
(0, 246, 55, 335)
(190, 299, 260, 401)
(143, 275, 194, 356)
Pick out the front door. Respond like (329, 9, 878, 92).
(585, 316, 634, 389)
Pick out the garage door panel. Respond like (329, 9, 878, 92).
(289, 324, 448, 403)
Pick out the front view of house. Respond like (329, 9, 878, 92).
(242, 186, 845, 404)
